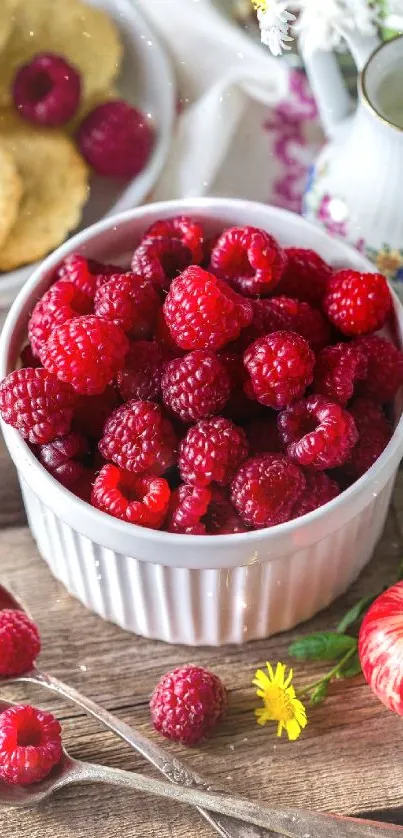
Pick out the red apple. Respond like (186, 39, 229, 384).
(359, 581, 403, 715)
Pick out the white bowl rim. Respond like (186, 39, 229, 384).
(1, 196, 403, 552)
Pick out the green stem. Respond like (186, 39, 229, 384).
(299, 646, 357, 697)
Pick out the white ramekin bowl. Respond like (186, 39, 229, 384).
(1, 198, 403, 646)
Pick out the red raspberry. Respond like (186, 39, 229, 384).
(77, 100, 154, 178)
(210, 226, 286, 296)
(117, 341, 164, 402)
(73, 385, 120, 440)
(144, 216, 204, 263)
(163, 266, 253, 351)
(12, 53, 80, 126)
(0, 705, 62, 786)
(245, 415, 283, 454)
(313, 342, 368, 406)
(0, 609, 40, 676)
(275, 247, 332, 305)
(131, 236, 193, 293)
(205, 486, 248, 534)
(266, 296, 331, 351)
(179, 417, 248, 487)
(28, 280, 92, 361)
(219, 350, 262, 422)
(345, 397, 392, 478)
(292, 471, 339, 519)
(231, 454, 305, 529)
(150, 665, 227, 745)
(354, 335, 403, 403)
(165, 483, 211, 534)
(99, 400, 177, 475)
(154, 309, 185, 358)
(94, 273, 160, 338)
(92, 464, 170, 528)
(243, 331, 315, 410)
(0, 368, 76, 445)
(38, 431, 89, 489)
(161, 350, 231, 423)
(323, 270, 392, 336)
(42, 316, 129, 396)
(20, 344, 41, 369)
(57, 254, 120, 299)
(278, 395, 358, 470)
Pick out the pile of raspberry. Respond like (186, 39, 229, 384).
(1, 216, 402, 535)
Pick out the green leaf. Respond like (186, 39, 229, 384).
(289, 632, 357, 662)
(337, 652, 362, 679)
(310, 682, 328, 705)
(336, 595, 376, 634)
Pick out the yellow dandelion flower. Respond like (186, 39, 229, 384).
(253, 661, 307, 741)
(251, 0, 268, 12)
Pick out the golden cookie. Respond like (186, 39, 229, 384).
(0, 111, 89, 271)
(0, 139, 22, 249)
(0, 0, 122, 109)
(0, 0, 20, 52)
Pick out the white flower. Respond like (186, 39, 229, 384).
(383, 0, 403, 30)
(293, 0, 379, 54)
(252, 1, 296, 55)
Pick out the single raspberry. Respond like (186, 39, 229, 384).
(245, 415, 283, 454)
(144, 216, 204, 263)
(131, 236, 192, 292)
(99, 400, 177, 475)
(354, 335, 403, 403)
(0, 609, 40, 676)
(313, 342, 368, 406)
(28, 280, 92, 361)
(94, 273, 160, 337)
(292, 471, 339, 518)
(12, 53, 81, 126)
(73, 385, 120, 439)
(0, 368, 76, 445)
(0, 705, 62, 786)
(179, 417, 248, 487)
(150, 665, 227, 745)
(278, 395, 358, 470)
(20, 344, 41, 369)
(345, 397, 392, 478)
(205, 486, 248, 534)
(92, 464, 170, 528)
(266, 296, 331, 351)
(243, 331, 315, 410)
(42, 316, 129, 396)
(57, 254, 120, 299)
(163, 267, 253, 351)
(161, 350, 231, 423)
(231, 454, 306, 529)
(38, 431, 89, 489)
(323, 270, 392, 336)
(117, 341, 164, 402)
(275, 247, 332, 305)
(210, 226, 286, 296)
(219, 350, 262, 422)
(164, 483, 211, 534)
(77, 100, 154, 178)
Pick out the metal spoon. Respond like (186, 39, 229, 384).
(0, 696, 402, 838)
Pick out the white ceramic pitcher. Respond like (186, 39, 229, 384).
(302, 33, 403, 288)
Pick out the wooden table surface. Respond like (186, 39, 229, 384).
(1, 435, 403, 837)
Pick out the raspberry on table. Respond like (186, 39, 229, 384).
(245, 415, 283, 454)
(42, 315, 129, 396)
(0, 704, 62, 786)
(313, 342, 368, 406)
(12, 53, 81, 126)
(143, 216, 204, 263)
(278, 395, 358, 470)
(210, 225, 287, 296)
(94, 272, 160, 338)
(38, 431, 89, 489)
(150, 665, 227, 746)
(354, 334, 403, 403)
(243, 331, 315, 410)
(164, 483, 212, 534)
(345, 397, 392, 478)
(323, 270, 392, 336)
(117, 341, 164, 403)
(57, 253, 120, 299)
(99, 400, 178, 475)
(179, 417, 249, 487)
(73, 385, 121, 440)
(161, 350, 231, 423)
(92, 464, 170, 528)
(205, 486, 248, 534)
(266, 296, 331, 351)
(231, 454, 306, 528)
(0, 368, 76, 445)
(163, 266, 253, 351)
(275, 247, 332, 305)
(131, 236, 193, 292)
(0, 609, 40, 676)
(292, 471, 339, 519)
(28, 280, 92, 361)
(77, 100, 154, 178)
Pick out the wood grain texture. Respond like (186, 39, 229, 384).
(1, 443, 403, 836)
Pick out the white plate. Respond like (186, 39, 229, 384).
(0, 0, 175, 308)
